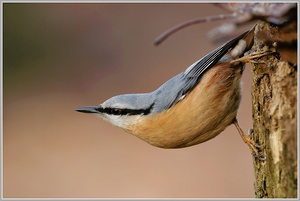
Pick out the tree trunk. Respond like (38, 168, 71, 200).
(251, 20, 297, 198)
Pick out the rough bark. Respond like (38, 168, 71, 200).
(251, 20, 297, 198)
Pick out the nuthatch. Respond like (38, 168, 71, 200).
(75, 26, 265, 158)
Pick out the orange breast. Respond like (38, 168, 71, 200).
(126, 63, 244, 148)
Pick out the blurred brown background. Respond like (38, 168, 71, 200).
(3, 3, 256, 198)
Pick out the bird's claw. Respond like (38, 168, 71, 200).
(252, 152, 266, 161)
(233, 121, 266, 161)
(247, 130, 265, 161)
(230, 50, 275, 64)
(248, 140, 265, 161)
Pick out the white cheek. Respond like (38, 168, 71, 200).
(106, 115, 126, 128)
(97, 114, 140, 129)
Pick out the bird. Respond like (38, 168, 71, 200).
(75, 25, 265, 158)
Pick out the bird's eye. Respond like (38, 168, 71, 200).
(102, 107, 123, 115)
(112, 108, 121, 115)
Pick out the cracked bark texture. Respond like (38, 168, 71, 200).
(250, 21, 297, 198)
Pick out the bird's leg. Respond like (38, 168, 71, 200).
(232, 119, 265, 160)
(230, 51, 274, 64)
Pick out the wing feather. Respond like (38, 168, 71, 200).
(183, 31, 249, 78)
(180, 30, 249, 96)
(153, 30, 250, 113)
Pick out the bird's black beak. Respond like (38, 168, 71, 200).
(74, 106, 99, 114)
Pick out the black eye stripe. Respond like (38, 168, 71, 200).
(96, 103, 154, 116)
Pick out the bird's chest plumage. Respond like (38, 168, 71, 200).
(126, 63, 244, 148)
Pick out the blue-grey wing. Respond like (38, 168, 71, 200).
(152, 30, 249, 113)
(181, 30, 249, 94)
